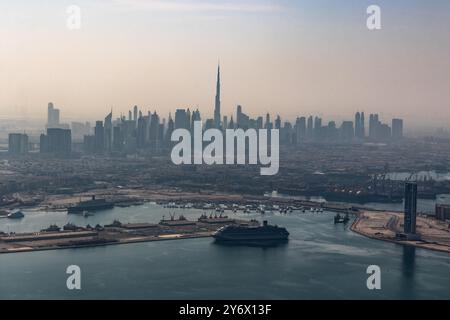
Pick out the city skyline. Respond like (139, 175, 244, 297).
(3, 64, 410, 135)
(1, 0, 450, 127)
(3, 0, 450, 304)
(6, 64, 406, 149)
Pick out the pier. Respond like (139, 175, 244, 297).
(0, 217, 258, 254)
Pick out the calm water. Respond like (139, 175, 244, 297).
(1, 203, 450, 299)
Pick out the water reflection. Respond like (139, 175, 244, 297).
(400, 246, 416, 298)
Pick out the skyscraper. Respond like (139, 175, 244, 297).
(133, 105, 138, 124)
(392, 118, 404, 140)
(191, 109, 201, 130)
(340, 121, 354, 142)
(166, 113, 174, 147)
(104, 111, 113, 152)
(354, 111, 366, 139)
(137, 115, 148, 149)
(306, 116, 313, 140)
(214, 64, 221, 129)
(113, 126, 124, 152)
(40, 128, 71, 155)
(295, 117, 306, 143)
(314, 116, 322, 141)
(175, 109, 188, 130)
(404, 182, 417, 234)
(355, 112, 364, 139)
(8, 133, 29, 154)
(186, 108, 191, 131)
(275, 115, 281, 130)
(94, 121, 105, 152)
(265, 113, 271, 129)
(47, 102, 60, 128)
(236, 105, 250, 129)
(149, 112, 160, 150)
(256, 116, 263, 130)
(369, 113, 382, 140)
(222, 116, 228, 130)
(360, 112, 365, 138)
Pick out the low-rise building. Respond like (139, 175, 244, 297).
(436, 204, 450, 221)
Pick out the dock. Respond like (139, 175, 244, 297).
(0, 217, 258, 254)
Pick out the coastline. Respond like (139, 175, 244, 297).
(0, 232, 213, 255)
(0, 213, 258, 255)
(350, 211, 450, 254)
(3, 188, 450, 255)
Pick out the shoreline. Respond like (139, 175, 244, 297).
(350, 211, 450, 254)
(0, 186, 400, 214)
(0, 232, 213, 255)
(3, 189, 449, 255)
(0, 215, 258, 255)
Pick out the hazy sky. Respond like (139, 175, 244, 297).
(1, 0, 450, 126)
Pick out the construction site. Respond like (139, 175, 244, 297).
(351, 210, 450, 253)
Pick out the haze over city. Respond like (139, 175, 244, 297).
(3, 0, 450, 304)
(1, 0, 450, 128)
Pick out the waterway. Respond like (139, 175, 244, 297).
(0, 202, 449, 299)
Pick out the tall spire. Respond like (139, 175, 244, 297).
(216, 63, 220, 98)
(214, 63, 221, 128)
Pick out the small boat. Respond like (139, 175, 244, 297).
(334, 213, 350, 224)
(41, 224, 61, 232)
(7, 210, 25, 219)
(105, 220, 122, 228)
(63, 223, 78, 231)
(83, 211, 94, 217)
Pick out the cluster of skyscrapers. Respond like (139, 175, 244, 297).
(8, 65, 404, 156)
(83, 107, 168, 154)
(8, 133, 29, 154)
(8, 102, 73, 156)
(38, 103, 72, 156)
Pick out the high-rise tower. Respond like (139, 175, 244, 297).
(355, 112, 361, 138)
(47, 102, 60, 128)
(404, 182, 417, 234)
(104, 110, 113, 152)
(214, 64, 221, 128)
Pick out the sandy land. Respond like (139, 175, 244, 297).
(351, 211, 450, 253)
(38, 188, 249, 209)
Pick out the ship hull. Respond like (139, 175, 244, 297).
(213, 237, 288, 247)
(212, 221, 289, 247)
(67, 203, 114, 214)
(213, 234, 289, 247)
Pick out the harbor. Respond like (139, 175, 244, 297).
(0, 213, 259, 254)
(2, 191, 450, 254)
(0, 191, 357, 255)
(1, 205, 450, 299)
